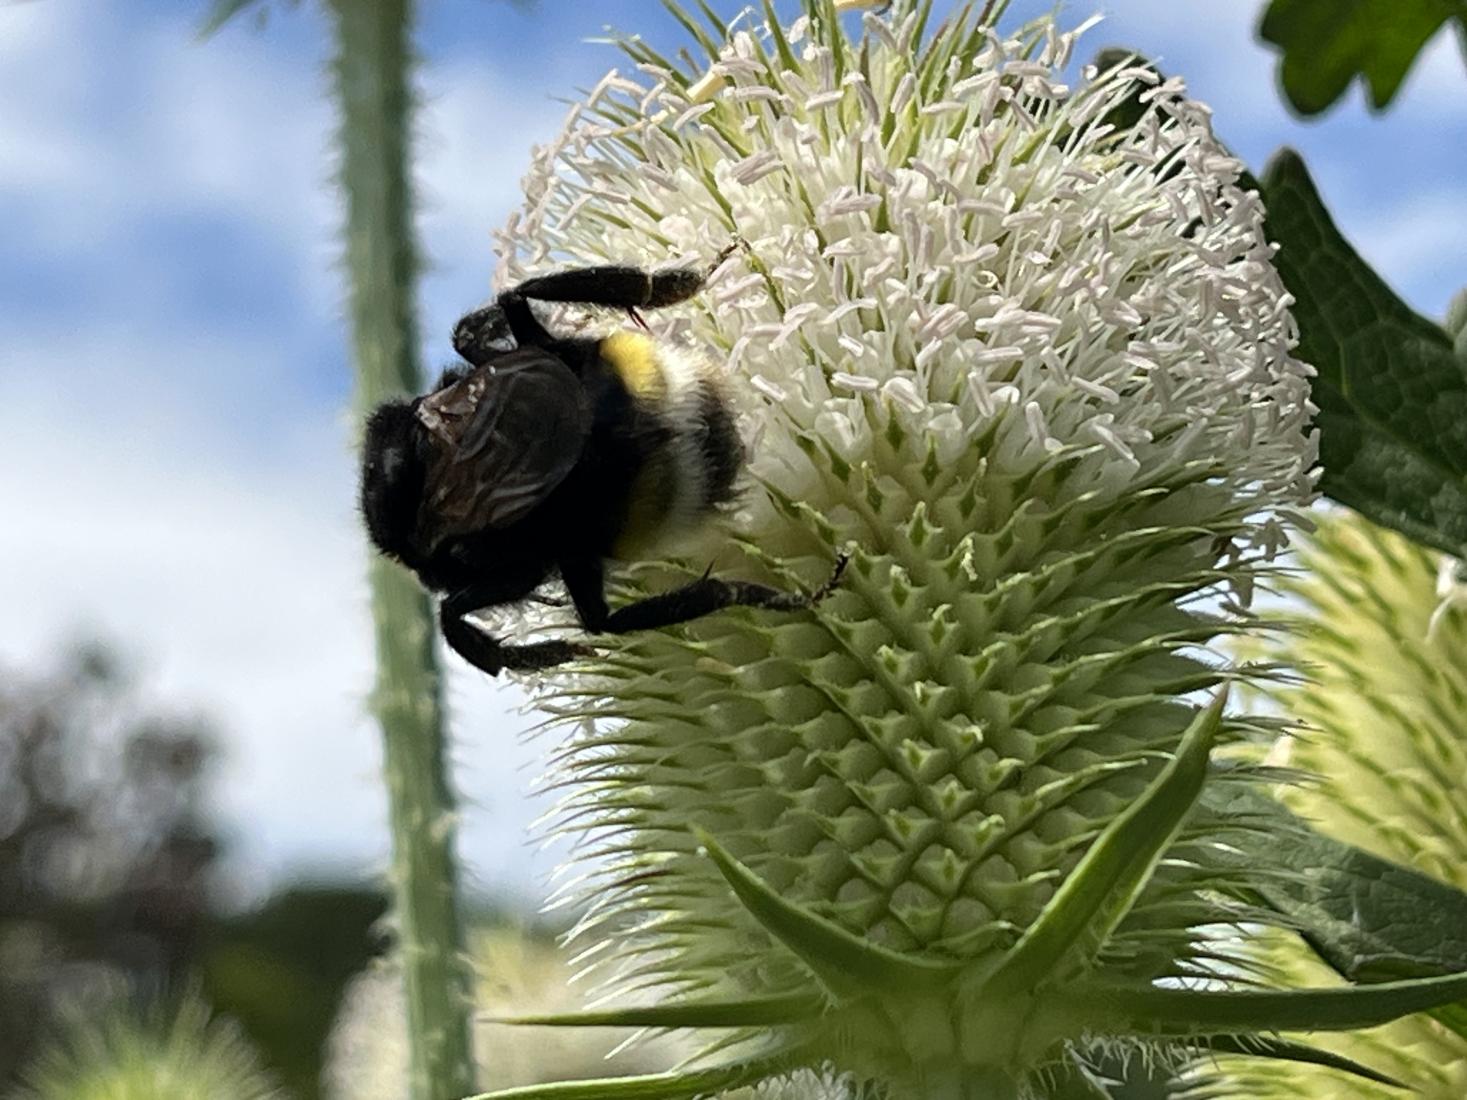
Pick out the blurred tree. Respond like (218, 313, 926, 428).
(0, 644, 219, 1088)
(201, 885, 389, 1100)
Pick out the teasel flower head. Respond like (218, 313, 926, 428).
(480, 2, 1333, 1097)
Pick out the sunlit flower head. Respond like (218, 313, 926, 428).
(498, 7, 1316, 541)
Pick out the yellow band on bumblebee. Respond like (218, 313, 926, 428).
(601, 330, 666, 401)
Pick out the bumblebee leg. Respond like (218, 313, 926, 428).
(493, 292, 554, 349)
(463, 246, 747, 360)
(559, 558, 613, 631)
(563, 556, 848, 636)
(439, 594, 591, 676)
(512, 264, 708, 311)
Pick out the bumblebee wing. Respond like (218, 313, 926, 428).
(421, 349, 588, 536)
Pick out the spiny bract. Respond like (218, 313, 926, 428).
(486, 2, 1320, 1096)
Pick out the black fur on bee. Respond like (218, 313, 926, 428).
(359, 255, 845, 676)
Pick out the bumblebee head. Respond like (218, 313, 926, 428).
(360, 400, 429, 565)
(451, 303, 515, 367)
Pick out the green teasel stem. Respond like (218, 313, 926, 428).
(328, 0, 476, 1097)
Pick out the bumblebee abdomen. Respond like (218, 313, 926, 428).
(598, 331, 743, 559)
(694, 377, 741, 507)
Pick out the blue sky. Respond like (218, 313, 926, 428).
(2, 0, 1464, 909)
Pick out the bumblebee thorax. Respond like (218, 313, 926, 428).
(599, 330, 666, 401)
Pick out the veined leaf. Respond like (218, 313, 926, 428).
(1262, 149, 1467, 557)
(1207, 784, 1467, 1039)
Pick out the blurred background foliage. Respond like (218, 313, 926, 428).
(0, 646, 390, 1099)
(0, 646, 646, 1098)
(1, 645, 216, 1086)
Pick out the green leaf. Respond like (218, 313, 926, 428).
(1191, 1034, 1403, 1088)
(1261, 149, 1467, 557)
(1258, 0, 1466, 114)
(459, 1052, 795, 1100)
(199, 0, 308, 38)
(199, 0, 264, 36)
(660, 0, 724, 62)
(1074, 967, 1467, 1034)
(1206, 785, 1467, 1038)
(1091, 48, 1158, 134)
(694, 828, 958, 997)
(485, 991, 823, 1029)
(985, 692, 1225, 996)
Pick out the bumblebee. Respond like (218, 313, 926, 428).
(359, 257, 844, 676)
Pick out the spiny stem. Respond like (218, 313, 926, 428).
(327, 0, 476, 1096)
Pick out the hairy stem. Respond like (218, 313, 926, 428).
(327, 0, 476, 1096)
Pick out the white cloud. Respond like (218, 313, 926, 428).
(0, 374, 560, 908)
(0, 3, 339, 322)
(140, 19, 340, 312)
(0, 1, 571, 374)
(0, 3, 92, 192)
